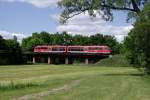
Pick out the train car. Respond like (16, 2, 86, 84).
(34, 45, 112, 54)
(87, 46, 112, 54)
(34, 45, 66, 53)
(67, 45, 112, 54)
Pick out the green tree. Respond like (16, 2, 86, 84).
(103, 35, 119, 54)
(90, 34, 104, 45)
(0, 35, 6, 50)
(58, 0, 149, 23)
(72, 35, 90, 45)
(22, 37, 32, 51)
(0, 35, 7, 64)
(51, 33, 64, 45)
(27, 38, 44, 50)
(39, 31, 52, 44)
(22, 33, 45, 51)
(0, 36, 24, 65)
(61, 31, 73, 45)
(5, 38, 23, 64)
(124, 3, 150, 72)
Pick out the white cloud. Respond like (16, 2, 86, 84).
(0, 0, 61, 8)
(52, 12, 133, 42)
(0, 30, 26, 42)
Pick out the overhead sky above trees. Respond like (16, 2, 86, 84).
(0, 0, 133, 42)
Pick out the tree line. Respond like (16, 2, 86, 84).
(0, 32, 120, 65)
(22, 32, 120, 53)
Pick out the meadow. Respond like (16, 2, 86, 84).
(0, 64, 150, 100)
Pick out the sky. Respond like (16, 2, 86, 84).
(0, 0, 133, 42)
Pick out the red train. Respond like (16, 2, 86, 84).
(34, 45, 112, 54)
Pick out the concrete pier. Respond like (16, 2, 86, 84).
(48, 56, 51, 64)
(65, 57, 69, 64)
(85, 58, 89, 64)
(32, 56, 36, 64)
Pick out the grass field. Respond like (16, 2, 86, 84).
(0, 64, 150, 100)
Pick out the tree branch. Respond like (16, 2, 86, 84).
(102, 5, 137, 12)
(65, 5, 137, 19)
(61, 1, 140, 23)
(65, 11, 83, 20)
(131, 0, 141, 13)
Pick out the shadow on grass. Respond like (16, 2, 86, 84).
(101, 73, 145, 76)
(0, 82, 45, 91)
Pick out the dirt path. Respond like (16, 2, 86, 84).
(12, 79, 81, 100)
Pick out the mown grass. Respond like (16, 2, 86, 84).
(0, 64, 149, 100)
(45, 75, 150, 100)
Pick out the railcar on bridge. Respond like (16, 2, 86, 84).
(33, 45, 112, 55)
(34, 45, 67, 53)
(67, 46, 112, 54)
(28, 45, 112, 64)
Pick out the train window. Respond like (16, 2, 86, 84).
(83, 47, 88, 51)
(69, 48, 77, 51)
(52, 47, 58, 51)
(88, 47, 104, 50)
(59, 47, 65, 51)
(88, 47, 96, 50)
(52, 47, 65, 51)
(41, 47, 48, 49)
(48, 47, 52, 51)
(96, 47, 103, 50)
(69, 47, 84, 51)
(88, 47, 93, 50)
(80, 47, 84, 51)
(52, 47, 55, 51)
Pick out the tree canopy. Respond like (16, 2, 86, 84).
(58, 0, 149, 23)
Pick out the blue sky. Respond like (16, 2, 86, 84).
(0, 0, 133, 42)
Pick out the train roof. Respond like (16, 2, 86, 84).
(67, 45, 109, 47)
(34, 45, 66, 48)
(35, 45, 109, 47)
